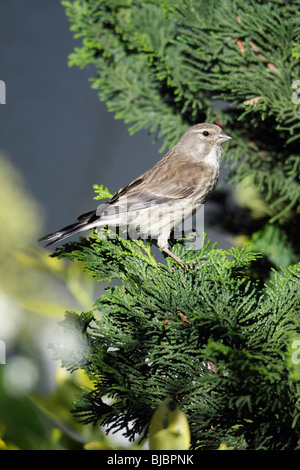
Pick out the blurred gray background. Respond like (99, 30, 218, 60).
(0, 0, 231, 249)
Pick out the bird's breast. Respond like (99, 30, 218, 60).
(200, 145, 221, 168)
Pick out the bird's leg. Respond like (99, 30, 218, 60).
(159, 237, 195, 269)
(163, 246, 185, 265)
(163, 246, 200, 271)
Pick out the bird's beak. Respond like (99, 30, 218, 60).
(217, 132, 232, 143)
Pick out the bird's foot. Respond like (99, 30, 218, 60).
(169, 261, 199, 273)
(162, 247, 208, 272)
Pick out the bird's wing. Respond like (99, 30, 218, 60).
(40, 158, 217, 246)
(99, 159, 216, 215)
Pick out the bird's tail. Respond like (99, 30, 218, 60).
(38, 210, 99, 247)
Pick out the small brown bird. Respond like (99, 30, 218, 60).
(39, 123, 231, 263)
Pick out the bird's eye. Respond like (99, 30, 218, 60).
(203, 131, 209, 136)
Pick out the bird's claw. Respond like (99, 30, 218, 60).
(170, 261, 199, 272)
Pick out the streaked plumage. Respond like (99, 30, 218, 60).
(39, 123, 231, 263)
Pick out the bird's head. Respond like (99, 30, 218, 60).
(175, 123, 232, 163)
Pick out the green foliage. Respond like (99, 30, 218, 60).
(51, 233, 300, 450)
(93, 184, 114, 201)
(49, 0, 300, 450)
(62, 0, 300, 226)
